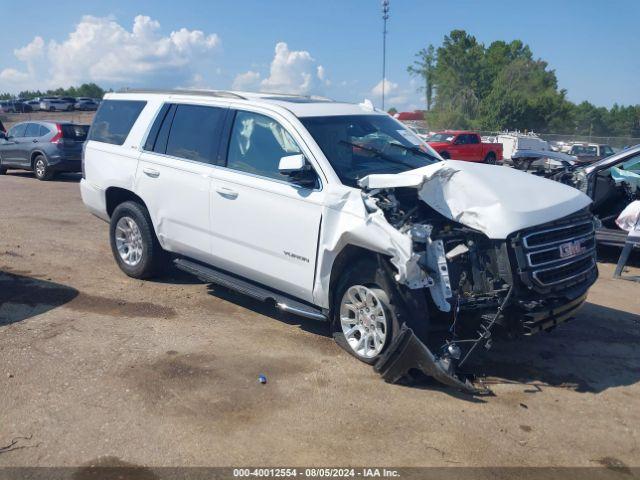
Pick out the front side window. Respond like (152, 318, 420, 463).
(164, 104, 227, 164)
(226, 111, 302, 181)
(300, 115, 438, 187)
(88, 100, 146, 145)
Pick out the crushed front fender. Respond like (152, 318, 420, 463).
(374, 324, 490, 395)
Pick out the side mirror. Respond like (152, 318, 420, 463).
(278, 154, 317, 188)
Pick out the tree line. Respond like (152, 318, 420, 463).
(406, 30, 640, 138)
(0, 83, 106, 101)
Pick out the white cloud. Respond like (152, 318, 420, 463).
(371, 78, 399, 97)
(0, 15, 220, 91)
(232, 70, 261, 91)
(259, 42, 327, 94)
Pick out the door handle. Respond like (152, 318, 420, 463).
(143, 167, 160, 178)
(32, 139, 38, 143)
(216, 186, 238, 199)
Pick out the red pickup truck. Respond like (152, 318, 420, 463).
(428, 130, 503, 164)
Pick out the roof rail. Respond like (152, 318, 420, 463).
(243, 91, 335, 102)
(117, 88, 247, 100)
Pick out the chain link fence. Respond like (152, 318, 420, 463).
(477, 130, 640, 150)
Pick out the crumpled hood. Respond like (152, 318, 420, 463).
(358, 160, 592, 239)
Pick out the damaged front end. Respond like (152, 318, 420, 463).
(358, 166, 598, 394)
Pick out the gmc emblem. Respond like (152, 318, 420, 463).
(559, 240, 586, 258)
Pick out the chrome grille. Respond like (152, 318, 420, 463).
(515, 214, 597, 290)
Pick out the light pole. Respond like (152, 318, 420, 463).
(381, 0, 390, 111)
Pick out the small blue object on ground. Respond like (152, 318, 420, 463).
(258, 374, 267, 384)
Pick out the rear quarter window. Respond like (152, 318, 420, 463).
(88, 100, 146, 145)
(62, 124, 89, 141)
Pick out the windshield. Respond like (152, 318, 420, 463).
(300, 115, 439, 186)
(429, 133, 455, 142)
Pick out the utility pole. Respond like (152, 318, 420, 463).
(381, 0, 390, 110)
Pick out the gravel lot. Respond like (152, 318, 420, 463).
(0, 171, 639, 470)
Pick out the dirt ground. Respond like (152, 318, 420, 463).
(0, 171, 639, 470)
(1, 111, 95, 131)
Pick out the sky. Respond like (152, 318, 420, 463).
(0, 0, 638, 110)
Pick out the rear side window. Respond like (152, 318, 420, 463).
(38, 125, 50, 136)
(25, 123, 40, 137)
(61, 124, 89, 141)
(88, 100, 146, 145)
(165, 104, 227, 164)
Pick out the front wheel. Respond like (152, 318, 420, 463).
(332, 260, 400, 364)
(109, 201, 167, 279)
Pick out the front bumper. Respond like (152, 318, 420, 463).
(374, 324, 489, 395)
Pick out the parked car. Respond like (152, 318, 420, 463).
(74, 98, 99, 111)
(40, 98, 75, 111)
(428, 130, 503, 163)
(13, 100, 33, 113)
(23, 99, 41, 111)
(0, 121, 88, 179)
(0, 100, 17, 113)
(80, 90, 597, 393)
(550, 145, 640, 248)
(568, 143, 614, 163)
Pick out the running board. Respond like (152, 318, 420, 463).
(173, 258, 327, 321)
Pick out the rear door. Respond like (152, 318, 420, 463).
(208, 108, 324, 302)
(20, 123, 42, 167)
(136, 102, 228, 263)
(466, 134, 482, 161)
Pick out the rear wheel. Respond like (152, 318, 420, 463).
(33, 155, 53, 180)
(440, 151, 450, 160)
(109, 201, 168, 279)
(332, 260, 400, 364)
(0, 156, 7, 175)
(484, 152, 497, 164)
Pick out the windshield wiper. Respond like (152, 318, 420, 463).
(389, 142, 438, 161)
(338, 140, 418, 169)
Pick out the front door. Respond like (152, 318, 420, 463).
(209, 109, 324, 302)
(0, 123, 28, 165)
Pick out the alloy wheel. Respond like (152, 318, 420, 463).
(115, 216, 144, 266)
(339, 285, 388, 358)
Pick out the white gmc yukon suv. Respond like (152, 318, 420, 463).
(81, 89, 598, 392)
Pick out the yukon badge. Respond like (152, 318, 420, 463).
(558, 239, 587, 258)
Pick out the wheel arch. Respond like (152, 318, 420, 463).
(327, 245, 384, 313)
(105, 187, 148, 218)
(30, 150, 48, 167)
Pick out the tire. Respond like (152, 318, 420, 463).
(33, 155, 53, 180)
(0, 156, 6, 175)
(484, 152, 497, 164)
(109, 201, 167, 279)
(440, 151, 450, 160)
(331, 259, 401, 365)
(49, 106, 55, 112)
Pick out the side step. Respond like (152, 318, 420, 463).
(174, 258, 327, 321)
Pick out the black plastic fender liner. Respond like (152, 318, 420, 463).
(374, 324, 489, 395)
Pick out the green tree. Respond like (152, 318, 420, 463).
(407, 44, 436, 110)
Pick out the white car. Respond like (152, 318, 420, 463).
(81, 89, 598, 392)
